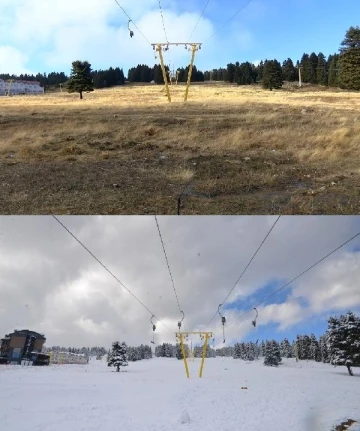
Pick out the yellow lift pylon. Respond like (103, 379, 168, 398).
(152, 43, 202, 103)
(176, 331, 213, 378)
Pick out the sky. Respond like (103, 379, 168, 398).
(0, 0, 358, 76)
(0, 216, 359, 350)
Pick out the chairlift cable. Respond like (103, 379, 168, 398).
(188, 0, 211, 41)
(206, 216, 281, 329)
(158, 0, 170, 44)
(226, 230, 360, 328)
(204, 0, 255, 44)
(52, 216, 173, 334)
(113, 0, 152, 44)
(154, 216, 183, 315)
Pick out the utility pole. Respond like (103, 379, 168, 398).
(297, 66, 302, 88)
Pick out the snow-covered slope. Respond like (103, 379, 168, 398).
(0, 357, 359, 431)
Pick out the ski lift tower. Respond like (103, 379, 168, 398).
(152, 43, 202, 102)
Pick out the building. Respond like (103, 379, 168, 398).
(0, 79, 44, 96)
(0, 330, 46, 364)
(50, 351, 88, 365)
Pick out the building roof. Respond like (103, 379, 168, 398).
(6, 330, 46, 340)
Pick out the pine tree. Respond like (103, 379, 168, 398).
(257, 60, 265, 82)
(317, 53, 328, 86)
(309, 334, 321, 362)
(338, 26, 360, 90)
(260, 341, 266, 357)
(233, 343, 242, 359)
(247, 342, 256, 361)
(176, 343, 184, 360)
(282, 58, 297, 82)
(281, 338, 293, 358)
(67, 60, 94, 99)
(328, 54, 340, 87)
(309, 52, 319, 84)
(264, 340, 281, 367)
(327, 312, 360, 376)
(302, 335, 311, 360)
(300, 54, 312, 83)
(319, 335, 330, 363)
(262, 60, 283, 90)
(107, 341, 128, 372)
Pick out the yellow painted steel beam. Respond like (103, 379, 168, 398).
(184, 45, 197, 102)
(180, 333, 190, 378)
(156, 44, 171, 103)
(151, 43, 202, 46)
(199, 333, 210, 378)
(176, 332, 213, 336)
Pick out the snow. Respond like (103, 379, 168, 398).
(0, 357, 359, 431)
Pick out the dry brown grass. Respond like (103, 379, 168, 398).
(0, 83, 359, 214)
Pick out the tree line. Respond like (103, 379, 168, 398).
(215, 311, 359, 373)
(2, 25, 358, 98)
(47, 311, 360, 376)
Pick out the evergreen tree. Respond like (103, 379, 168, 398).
(260, 341, 266, 357)
(107, 341, 128, 372)
(256, 60, 265, 82)
(281, 338, 293, 358)
(319, 335, 330, 363)
(282, 58, 297, 82)
(300, 54, 312, 83)
(262, 60, 283, 90)
(237, 62, 257, 85)
(309, 334, 321, 362)
(328, 54, 340, 87)
(264, 340, 281, 367)
(317, 53, 328, 86)
(227, 63, 236, 83)
(301, 335, 311, 360)
(67, 60, 94, 99)
(295, 336, 302, 360)
(327, 312, 360, 376)
(176, 343, 184, 360)
(233, 343, 242, 359)
(309, 52, 319, 84)
(247, 342, 256, 361)
(339, 26, 360, 90)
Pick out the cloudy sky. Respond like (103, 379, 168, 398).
(0, 0, 358, 75)
(0, 216, 359, 350)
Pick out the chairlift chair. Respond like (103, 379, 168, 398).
(150, 315, 156, 344)
(218, 304, 226, 343)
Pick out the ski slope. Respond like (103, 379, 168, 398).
(0, 357, 359, 431)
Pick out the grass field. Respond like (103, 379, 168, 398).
(1, 83, 359, 214)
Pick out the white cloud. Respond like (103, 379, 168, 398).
(0, 0, 257, 73)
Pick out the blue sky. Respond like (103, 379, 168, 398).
(0, 0, 358, 76)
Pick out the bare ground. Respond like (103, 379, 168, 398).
(1, 84, 359, 214)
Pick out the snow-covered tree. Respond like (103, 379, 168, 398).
(260, 341, 266, 357)
(107, 341, 128, 372)
(280, 338, 293, 358)
(233, 343, 242, 359)
(247, 342, 256, 361)
(176, 343, 185, 360)
(309, 334, 321, 362)
(301, 335, 311, 360)
(319, 335, 330, 363)
(327, 312, 360, 376)
(264, 340, 281, 367)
